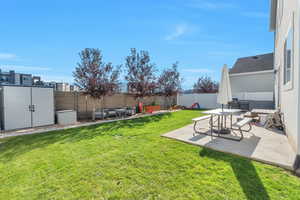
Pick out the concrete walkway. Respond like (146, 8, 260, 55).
(162, 118, 297, 170)
(0, 110, 176, 139)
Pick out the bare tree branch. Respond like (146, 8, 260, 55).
(73, 48, 121, 99)
(193, 76, 218, 93)
(157, 62, 182, 96)
(125, 48, 157, 99)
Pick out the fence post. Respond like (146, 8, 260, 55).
(73, 92, 76, 111)
(85, 95, 88, 118)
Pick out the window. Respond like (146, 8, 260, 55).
(283, 26, 293, 87)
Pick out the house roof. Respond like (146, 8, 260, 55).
(229, 53, 274, 74)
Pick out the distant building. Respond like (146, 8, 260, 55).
(0, 69, 80, 92)
(32, 76, 43, 86)
(0, 70, 15, 85)
(43, 81, 57, 89)
(45, 82, 79, 92)
(70, 85, 80, 92)
(0, 69, 41, 86)
(56, 82, 70, 91)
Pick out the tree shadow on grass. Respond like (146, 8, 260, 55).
(0, 113, 171, 163)
(199, 148, 270, 200)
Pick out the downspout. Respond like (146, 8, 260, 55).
(297, 4, 300, 156)
(275, 30, 281, 110)
(271, 0, 280, 109)
(295, 5, 300, 175)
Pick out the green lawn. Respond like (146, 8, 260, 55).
(0, 110, 299, 200)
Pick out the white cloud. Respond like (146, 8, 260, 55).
(0, 53, 17, 60)
(242, 11, 269, 18)
(0, 64, 51, 71)
(183, 68, 214, 73)
(187, 0, 236, 10)
(165, 24, 189, 41)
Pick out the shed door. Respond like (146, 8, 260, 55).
(3, 86, 32, 130)
(31, 87, 54, 127)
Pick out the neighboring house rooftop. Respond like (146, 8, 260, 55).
(229, 53, 274, 74)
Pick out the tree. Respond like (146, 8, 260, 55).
(157, 62, 182, 107)
(193, 76, 218, 93)
(73, 48, 121, 120)
(125, 48, 157, 101)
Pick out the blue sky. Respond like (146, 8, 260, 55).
(0, 0, 273, 89)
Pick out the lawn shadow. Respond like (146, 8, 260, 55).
(199, 148, 270, 200)
(0, 113, 171, 162)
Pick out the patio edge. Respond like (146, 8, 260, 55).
(161, 131, 296, 172)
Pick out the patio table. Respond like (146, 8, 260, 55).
(203, 108, 242, 134)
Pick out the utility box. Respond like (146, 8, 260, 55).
(0, 85, 55, 130)
(56, 110, 77, 125)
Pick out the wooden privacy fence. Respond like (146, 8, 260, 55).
(54, 92, 176, 119)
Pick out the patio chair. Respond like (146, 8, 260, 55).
(264, 111, 284, 130)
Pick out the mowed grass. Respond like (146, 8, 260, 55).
(0, 110, 299, 200)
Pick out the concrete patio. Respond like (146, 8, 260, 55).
(162, 116, 297, 170)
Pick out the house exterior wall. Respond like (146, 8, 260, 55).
(230, 72, 275, 93)
(274, 0, 300, 154)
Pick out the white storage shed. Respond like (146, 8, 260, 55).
(0, 85, 55, 130)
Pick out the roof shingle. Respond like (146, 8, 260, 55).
(229, 53, 274, 74)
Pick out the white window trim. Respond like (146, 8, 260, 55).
(282, 15, 294, 91)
